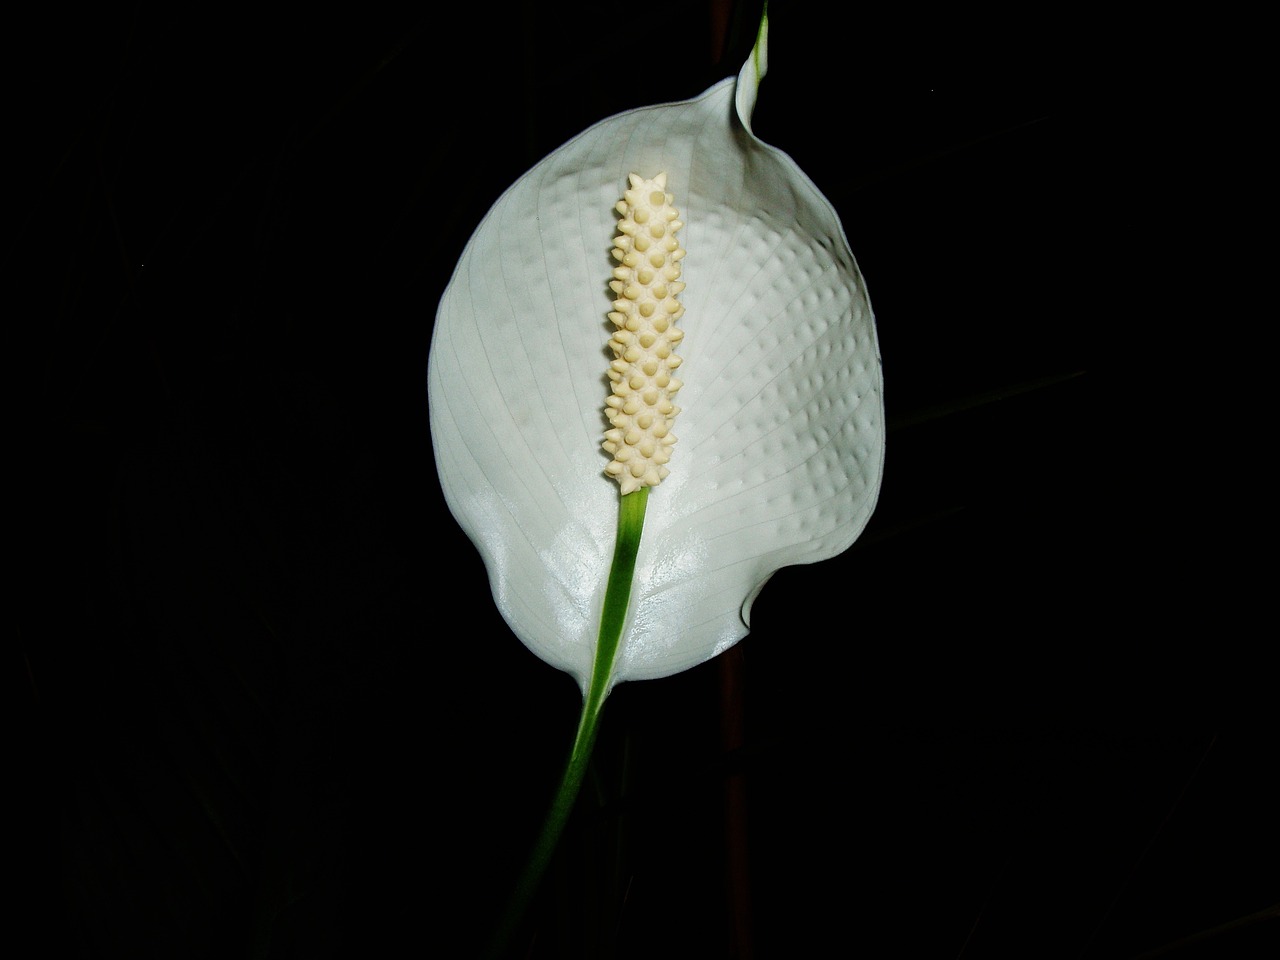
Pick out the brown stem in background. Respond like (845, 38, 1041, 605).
(714, 7, 756, 953)
(720, 642, 753, 958)
(709, 0, 734, 65)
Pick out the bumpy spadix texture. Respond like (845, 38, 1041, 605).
(603, 172, 686, 494)
(427, 24, 884, 690)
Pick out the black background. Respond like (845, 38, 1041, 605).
(19, 2, 1273, 958)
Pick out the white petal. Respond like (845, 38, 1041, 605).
(428, 68, 884, 690)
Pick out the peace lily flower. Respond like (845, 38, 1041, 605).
(429, 14, 882, 689)
(427, 9, 883, 948)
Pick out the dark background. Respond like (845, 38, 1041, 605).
(19, 2, 1273, 958)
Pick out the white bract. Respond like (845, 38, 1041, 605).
(427, 18, 884, 691)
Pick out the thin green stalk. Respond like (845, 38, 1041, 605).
(483, 487, 649, 959)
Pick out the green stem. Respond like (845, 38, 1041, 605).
(483, 487, 649, 959)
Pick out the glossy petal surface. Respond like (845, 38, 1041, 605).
(428, 59, 884, 690)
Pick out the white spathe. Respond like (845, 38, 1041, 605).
(427, 24, 884, 691)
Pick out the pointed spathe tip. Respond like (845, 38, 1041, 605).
(734, 3, 770, 134)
